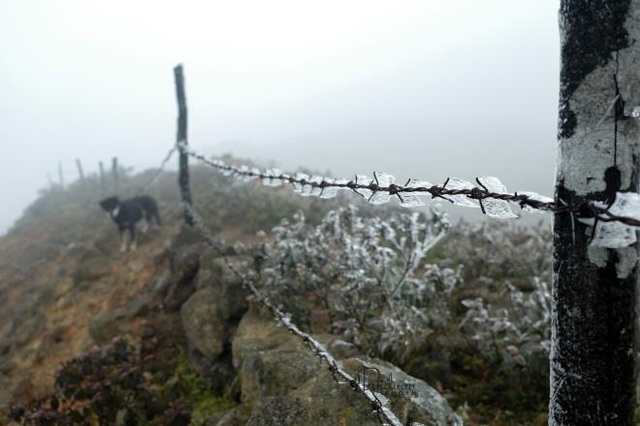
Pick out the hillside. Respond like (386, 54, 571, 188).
(0, 161, 558, 425)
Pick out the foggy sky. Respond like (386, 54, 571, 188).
(0, 1, 559, 235)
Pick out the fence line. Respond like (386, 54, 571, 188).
(134, 146, 177, 196)
(182, 201, 405, 426)
(102, 137, 638, 423)
(180, 143, 640, 228)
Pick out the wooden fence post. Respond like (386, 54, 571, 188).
(174, 64, 194, 226)
(551, 2, 640, 424)
(112, 157, 119, 195)
(99, 161, 106, 192)
(75, 158, 85, 186)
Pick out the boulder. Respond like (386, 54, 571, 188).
(224, 304, 461, 426)
(163, 245, 201, 310)
(181, 284, 248, 360)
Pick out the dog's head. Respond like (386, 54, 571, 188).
(99, 196, 120, 214)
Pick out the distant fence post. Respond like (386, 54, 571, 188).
(174, 63, 194, 226)
(75, 158, 85, 186)
(99, 161, 106, 192)
(112, 157, 119, 195)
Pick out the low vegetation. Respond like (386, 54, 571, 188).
(0, 157, 602, 425)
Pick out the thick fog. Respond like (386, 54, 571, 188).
(0, 1, 559, 235)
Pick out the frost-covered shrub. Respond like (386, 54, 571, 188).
(459, 277, 551, 367)
(256, 205, 459, 362)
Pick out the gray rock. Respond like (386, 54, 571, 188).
(163, 246, 201, 311)
(226, 305, 461, 426)
(179, 255, 249, 360)
(181, 287, 235, 359)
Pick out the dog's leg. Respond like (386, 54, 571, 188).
(119, 228, 128, 253)
(141, 220, 149, 233)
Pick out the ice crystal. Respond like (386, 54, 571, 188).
(353, 175, 374, 200)
(262, 168, 283, 187)
(445, 178, 480, 208)
(368, 172, 395, 205)
(398, 179, 432, 208)
(477, 176, 518, 219)
(591, 192, 640, 248)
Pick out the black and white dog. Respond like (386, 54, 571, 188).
(99, 195, 161, 252)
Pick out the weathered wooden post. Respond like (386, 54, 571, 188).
(551, 2, 640, 424)
(99, 161, 106, 192)
(112, 157, 119, 194)
(174, 63, 194, 226)
(75, 158, 85, 186)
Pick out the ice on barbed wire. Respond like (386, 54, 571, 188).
(516, 191, 554, 213)
(219, 168, 234, 177)
(398, 179, 432, 208)
(308, 175, 325, 197)
(590, 221, 636, 248)
(293, 172, 309, 193)
(595, 191, 640, 222)
(368, 172, 395, 205)
(590, 192, 640, 248)
(445, 178, 480, 208)
(299, 185, 313, 196)
(262, 168, 283, 187)
(625, 106, 640, 118)
(353, 174, 374, 199)
(237, 165, 257, 181)
(373, 392, 390, 407)
(319, 179, 339, 199)
(477, 176, 518, 219)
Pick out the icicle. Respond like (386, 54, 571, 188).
(353, 174, 374, 200)
(236, 165, 257, 181)
(309, 175, 324, 197)
(293, 172, 309, 193)
(319, 179, 339, 199)
(368, 172, 395, 205)
(262, 168, 283, 187)
(477, 176, 518, 219)
(590, 192, 640, 248)
(398, 179, 431, 208)
(446, 178, 480, 208)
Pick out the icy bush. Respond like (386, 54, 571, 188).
(459, 277, 551, 367)
(449, 221, 553, 370)
(255, 205, 460, 362)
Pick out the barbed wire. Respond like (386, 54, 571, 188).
(182, 201, 406, 426)
(179, 143, 640, 228)
(134, 146, 178, 196)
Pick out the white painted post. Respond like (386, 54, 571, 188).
(551, 1, 640, 424)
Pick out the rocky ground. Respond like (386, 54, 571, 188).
(0, 172, 461, 425)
